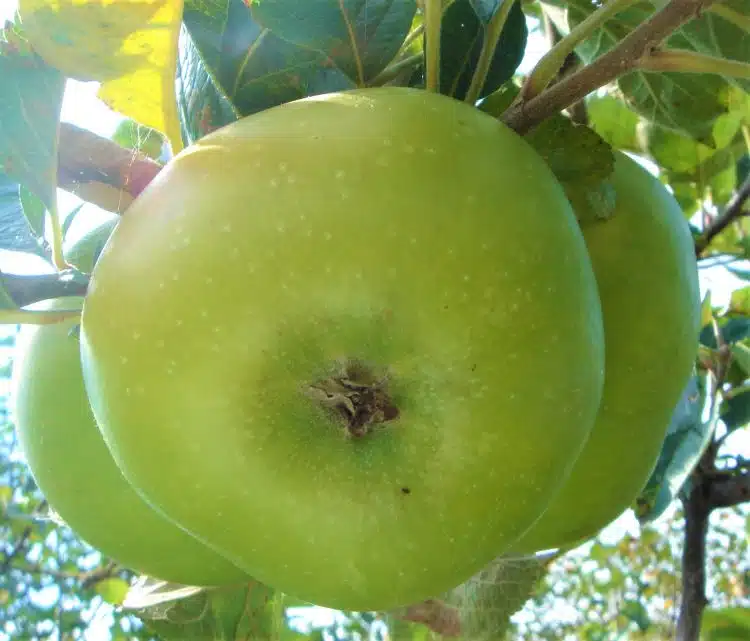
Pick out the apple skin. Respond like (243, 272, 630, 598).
(63, 216, 119, 274)
(511, 151, 701, 554)
(11, 297, 251, 586)
(79, 87, 606, 611)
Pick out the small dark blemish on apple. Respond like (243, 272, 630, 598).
(443, 304, 449, 310)
(401, 487, 411, 495)
(470, 363, 477, 372)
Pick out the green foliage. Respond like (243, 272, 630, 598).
(547, 0, 748, 141)
(0, 23, 65, 213)
(249, 0, 417, 85)
(635, 374, 716, 524)
(438, 0, 528, 100)
(180, 0, 355, 142)
(702, 607, 750, 641)
(513, 507, 750, 640)
(0, 173, 48, 258)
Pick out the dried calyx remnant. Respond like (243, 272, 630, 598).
(305, 359, 400, 438)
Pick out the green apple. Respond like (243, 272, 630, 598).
(512, 150, 701, 554)
(12, 297, 251, 586)
(63, 215, 119, 274)
(79, 87, 606, 611)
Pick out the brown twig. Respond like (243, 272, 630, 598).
(706, 470, 750, 508)
(695, 173, 750, 257)
(11, 558, 124, 588)
(58, 122, 163, 213)
(1, 270, 89, 307)
(502, 0, 718, 134)
(677, 461, 712, 641)
(392, 599, 461, 637)
(0, 524, 34, 575)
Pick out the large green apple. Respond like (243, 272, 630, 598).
(512, 150, 701, 554)
(79, 87, 606, 611)
(12, 297, 251, 586)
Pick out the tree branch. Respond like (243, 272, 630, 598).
(394, 599, 461, 637)
(1, 270, 89, 307)
(695, 173, 750, 257)
(706, 469, 750, 509)
(502, 0, 718, 134)
(0, 524, 33, 575)
(676, 453, 712, 641)
(58, 122, 163, 214)
(11, 558, 124, 588)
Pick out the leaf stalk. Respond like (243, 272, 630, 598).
(464, 0, 520, 104)
(522, 0, 643, 101)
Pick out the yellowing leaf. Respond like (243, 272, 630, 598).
(19, 0, 185, 152)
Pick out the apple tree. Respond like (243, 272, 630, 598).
(1, 0, 750, 639)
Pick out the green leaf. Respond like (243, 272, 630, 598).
(731, 342, 750, 375)
(478, 80, 521, 117)
(586, 94, 641, 152)
(19, 186, 46, 239)
(94, 578, 131, 606)
(721, 389, 750, 431)
(640, 122, 714, 174)
(561, 0, 740, 140)
(634, 374, 717, 524)
(0, 35, 65, 213)
(618, 60, 734, 143)
(738, 154, 750, 184)
(713, 112, 743, 149)
(524, 115, 617, 223)
(700, 317, 750, 347)
(701, 607, 750, 641)
(727, 263, 750, 282)
(679, 0, 750, 93)
(621, 600, 650, 632)
(666, 174, 702, 217)
(249, 0, 417, 85)
(0, 173, 49, 259)
(182, 0, 354, 139)
(133, 581, 283, 641)
(443, 554, 551, 640)
(469, 0, 502, 24)
(112, 120, 165, 160)
(709, 151, 739, 207)
(176, 25, 241, 144)
(438, 0, 527, 100)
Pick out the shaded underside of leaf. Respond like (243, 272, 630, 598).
(177, 23, 242, 143)
(634, 374, 716, 524)
(558, 0, 743, 141)
(0, 173, 49, 259)
(438, 0, 528, 101)
(680, 0, 750, 93)
(249, 0, 417, 85)
(0, 42, 65, 214)
(182, 0, 354, 137)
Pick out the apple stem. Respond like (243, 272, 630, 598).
(637, 48, 750, 80)
(705, 3, 750, 32)
(423, 0, 442, 92)
(369, 53, 424, 87)
(464, 0, 521, 105)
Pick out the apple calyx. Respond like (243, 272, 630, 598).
(305, 359, 399, 438)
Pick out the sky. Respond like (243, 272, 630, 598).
(1, 2, 749, 640)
